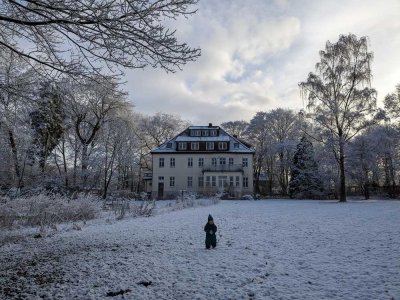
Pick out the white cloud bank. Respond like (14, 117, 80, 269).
(124, 0, 400, 125)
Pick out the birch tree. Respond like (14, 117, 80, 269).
(300, 34, 380, 202)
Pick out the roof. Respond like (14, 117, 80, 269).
(175, 136, 230, 142)
(151, 125, 255, 154)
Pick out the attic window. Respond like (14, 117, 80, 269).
(166, 143, 172, 148)
(234, 142, 239, 149)
(202, 130, 209, 136)
(219, 142, 227, 150)
(195, 130, 201, 136)
(179, 142, 187, 150)
(210, 130, 217, 136)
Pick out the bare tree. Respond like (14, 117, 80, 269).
(0, 48, 37, 187)
(0, 0, 201, 76)
(300, 34, 380, 202)
(62, 76, 129, 189)
(384, 84, 400, 121)
(221, 120, 249, 138)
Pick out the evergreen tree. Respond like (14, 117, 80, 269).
(30, 81, 64, 172)
(289, 137, 324, 199)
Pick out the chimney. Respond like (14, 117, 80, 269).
(208, 123, 212, 127)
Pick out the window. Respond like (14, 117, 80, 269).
(206, 176, 211, 187)
(242, 157, 248, 167)
(170, 158, 175, 168)
(179, 142, 187, 150)
(159, 157, 164, 168)
(188, 157, 193, 167)
(234, 142, 239, 149)
(220, 157, 226, 165)
(243, 177, 249, 188)
(191, 142, 199, 150)
(190, 130, 195, 136)
(229, 157, 234, 165)
(159, 176, 164, 181)
(206, 142, 214, 150)
(230, 176, 234, 186)
(236, 176, 240, 187)
(202, 130, 209, 136)
(211, 176, 217, 187)
(198, 158, 204, 167)
(198, 176, 204, 187)
(170, 176, 175, 187)
(166, 142, 172, 148)
(219, 142, 227, 150)
(212, 157, 217, 166)
(210, 130, 217, 136)
(187, 176, 193, 188)
(195, 130, 201, 136)
(218, 176, 227, 187)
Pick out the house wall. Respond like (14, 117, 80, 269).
(151, 153, 254, 199)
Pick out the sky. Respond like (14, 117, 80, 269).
(123, 0, 400, 125)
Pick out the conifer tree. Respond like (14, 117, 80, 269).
(289, 137, 324, 199)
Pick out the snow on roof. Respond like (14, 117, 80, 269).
(151, 125, 255, 153)
(187, 126, 219, 129)
(175, 136, 230, 142)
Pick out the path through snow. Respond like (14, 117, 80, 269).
(1, 200, 399, 299)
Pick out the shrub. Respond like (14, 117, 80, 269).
(0, 194, 100, 229)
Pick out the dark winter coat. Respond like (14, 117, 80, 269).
(204, 223, 217, 245)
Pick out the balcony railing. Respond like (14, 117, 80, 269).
(202, 164, 244, 173)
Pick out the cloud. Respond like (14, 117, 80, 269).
(124, 0, 400, 125)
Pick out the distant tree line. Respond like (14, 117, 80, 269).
(223, 34, 399, 201)
(0, 49, 188, 197)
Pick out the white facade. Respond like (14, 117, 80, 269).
(151, 125, 255, 199)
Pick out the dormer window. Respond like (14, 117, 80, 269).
(195, 130, 201, 136)
(166, 142, 172, 148)
(210, 130, 217, 136)
(178, 142, 187, 150)
(206, 142, 214, 150)
(234, 142, 239, 149)
(219, 142, 227, 150)
(191, 142, 199, 150)
(202, 130, 209, 136)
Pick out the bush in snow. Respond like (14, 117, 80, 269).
(241, 194, 254, 200)
(109, 199, 155, 220)
(0, 194, 100, 229)
(288, 137, 325, 199)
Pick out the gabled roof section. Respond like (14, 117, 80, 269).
(151, 125, 255, 154)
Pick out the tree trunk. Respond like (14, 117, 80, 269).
(339, 138, 346, 202)
(8, 129, 20, 180)
(81, 144, 88, 189)
(61, 139, 69, 188)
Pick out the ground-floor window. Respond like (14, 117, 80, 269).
(188, 176, 193, 188)
(170, 176, 175, 187)
(230, 176, 234, 186)
(206, 176, 211, 187)
(218, 176, 227, 187)
(198, 176, 204, 187)
(211, 176, 216, 187)
(243, 177, 248, 188)
(236, 176, 240, 187)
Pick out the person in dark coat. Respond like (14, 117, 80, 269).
(204, 214, 217, 249)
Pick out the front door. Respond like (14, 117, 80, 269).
(158, 182, 164, 199)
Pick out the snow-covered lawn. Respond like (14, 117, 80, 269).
(1, 200, 399, 300)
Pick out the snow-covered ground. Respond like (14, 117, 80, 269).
(1, 200, 399, 300)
